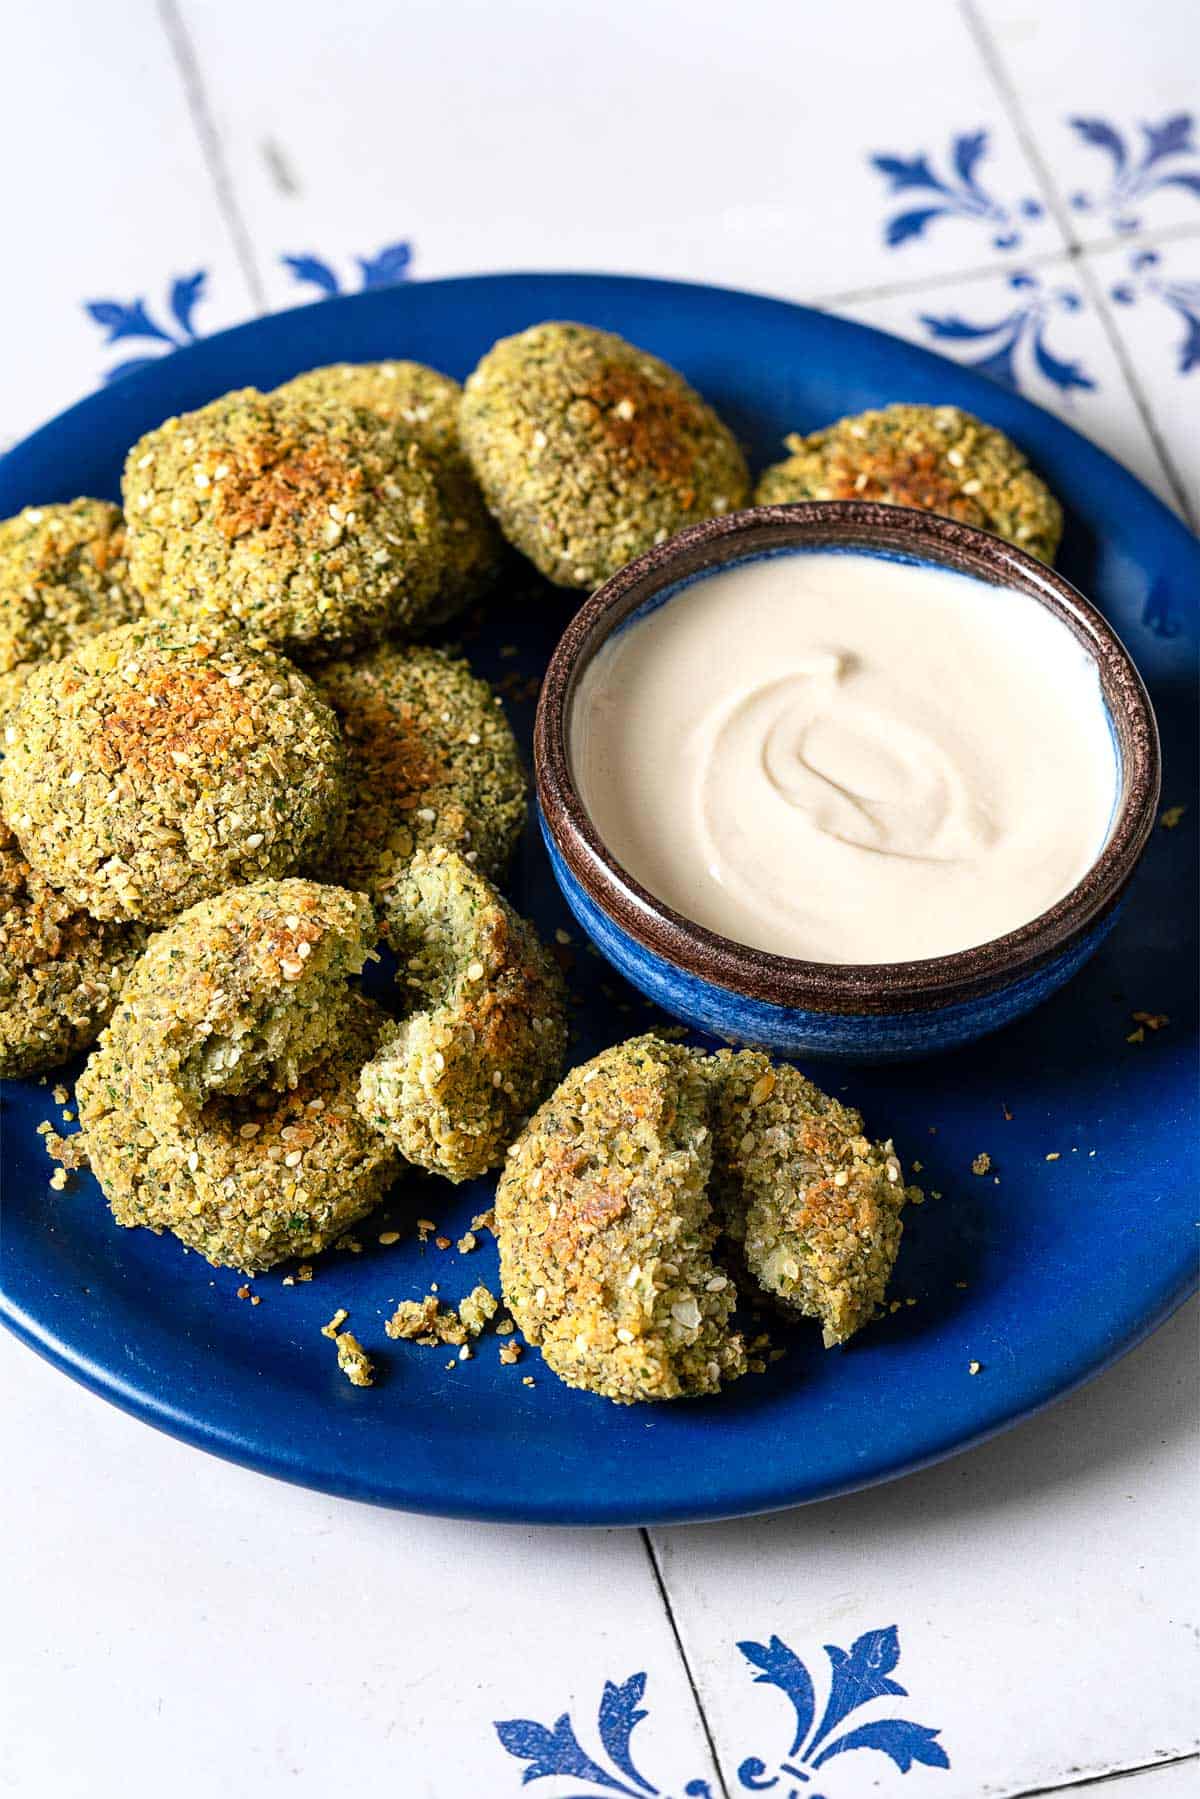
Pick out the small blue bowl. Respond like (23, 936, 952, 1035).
(534, 502, 1160, 1060)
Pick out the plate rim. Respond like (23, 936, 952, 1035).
(1, 268, 1196, 1525)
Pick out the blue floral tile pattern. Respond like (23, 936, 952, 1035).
(1110, 248, 1200, 376)
(86, 272, 208, 383)
(494, 1627, 948, 1797)
(281, 239, 413, 297)
(1068, 112, 1200, 234)
(869, 129, 1043, 250)
(85, 241, 414, 383)
(919, 270, 1096, 397)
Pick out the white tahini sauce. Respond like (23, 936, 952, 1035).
(570, 550, 1117, 964)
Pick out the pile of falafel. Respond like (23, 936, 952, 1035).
(1, 322, 1058, 1403)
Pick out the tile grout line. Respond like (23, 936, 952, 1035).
(640, 1529, 732, 1799)
(156, 0, 268, 313)
(960, 0, 1195, 526)
(999, 1749, 1199, 1799)
(811, 220, 1200, 309)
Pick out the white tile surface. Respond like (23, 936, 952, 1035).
(1, 5, 1197, 1797)
(1088, 234, 1200, 522)
(0, 1335, 716, 1799)
(178, 0, 1065, 313)
(0, 2, 257, 450)
(1103, 1763, 1200, 1799)
(977, 0, 1200, 243)
(839, 257, 1184, 513)
(653, 1298, 1200, 1799)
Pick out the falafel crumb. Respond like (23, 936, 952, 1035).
(1160, 805, 1186, 829)
(968, 1360, 983, 1375)
(378, 1230, 401, 1246)
(321, 1308, 349, 1339)
(494, 1316, 515, 1336)
(385, 1294, 468, 1347)
(499, 1340, 523, 1365)
(49, 1168, 69, 1192)
(971, 1152, 992, 1176)
(458, 1284, 499, 1336)
(334, 1331, 374, 1387)
(457, 1231, 478, 1254)
(43, 1130, 90, 1170)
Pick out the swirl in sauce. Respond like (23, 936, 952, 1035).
(570, 551, 1117, 964)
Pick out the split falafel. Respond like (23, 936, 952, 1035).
(358, 846, 567, 1181)
(76, 880, 401, 1271)
(495, 1034, 747, 1404)
(460, 322, 750, 588)
(705, 1050, 914, 1348)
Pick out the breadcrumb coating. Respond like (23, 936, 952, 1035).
(0, 816, 147, 1076)
(460, 322, 749, 588)
(312, 642, 526, 900)
(0, 500, 140, 717)
(273, 361, 504, 622)
(0, 620, 347, 923)
(496, 1034, 746, 1404)
(358, 846, 567, 1181)
(123, 388, 451, 655)
(706, 1049, 914, 1346)
(755, 403, 1062, 563)
(76, 880, 400, 1270)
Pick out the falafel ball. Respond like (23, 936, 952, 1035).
(122, 388, 452, 656)
(754, 403, 1063, 563)
(274, 361, 505, 622)
(460, 322, 750, 588)
(706, 1050, 913, 1347)
(76, 880, 401, 1271)
(0, 620, 348, 924)
(495, 1034, 746, 1403)
(0, 816, 147, 1077)
(358, 846, 567, 1181)
(0, 500, 140, 717)
(312, 642, 526, 901)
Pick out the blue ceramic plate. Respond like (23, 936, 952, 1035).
(1, 274, 1195, 1525)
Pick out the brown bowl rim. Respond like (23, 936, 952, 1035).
(534, 502, 1161, 1016)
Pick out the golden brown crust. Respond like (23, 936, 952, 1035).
(755, 404, 1063, 564)
(495, 1035, 746, 1403)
